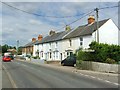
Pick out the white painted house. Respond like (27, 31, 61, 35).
(33, 16, 120, 61)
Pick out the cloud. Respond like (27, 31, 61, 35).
(1, 2, 118, 46)
(29, 19, 42, 25)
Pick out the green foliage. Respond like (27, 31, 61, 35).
(2, 44, 9, 54)
(89, 41, 120, 63)
(2, 44, 16, 55)
(18, 47, 22, 55)
(77, 41, 120, 64)
(105, 58, 116, 64)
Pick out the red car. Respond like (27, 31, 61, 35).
(2, 56, 12, 62)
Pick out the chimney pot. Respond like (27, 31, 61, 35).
(88, 15, 95, 24)
(32, 38, 36, 42)
(49, 30, 56, 36)
(38, 35, 43, 41)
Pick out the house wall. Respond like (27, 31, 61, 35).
(97, 19, 119, 45)
(118, 27, 120, 45)
(71, 35, 94, 51)
(33, 44, 39, 56)
(33, 19, 119, 62)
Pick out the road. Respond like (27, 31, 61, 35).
(2, 59, 119, 88)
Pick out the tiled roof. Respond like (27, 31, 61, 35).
(24, 40, 37, 47)
(64, 19, 109, 39)
(24, 19, 109, 46)
(35, 30, 71, 44)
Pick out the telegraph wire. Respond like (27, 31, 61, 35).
(1, 1, 119, 31)
(1, 1, 85, 18)
(57, 10, 94, 30)
(1, 1, 119, 18)
(99, 5, 119, 10)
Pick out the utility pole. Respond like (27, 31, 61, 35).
(17, 40, 19, 55)
(94, 8, 99, 43)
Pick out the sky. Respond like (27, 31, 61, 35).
(1, 0, 119, 47)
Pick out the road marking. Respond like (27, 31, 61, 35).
(16, 60, 120, 86)
(78, 72, 119, 86)
(90, 76, 96, 79)
(2, 65, 17, 88)
(97, 78, 103, 81)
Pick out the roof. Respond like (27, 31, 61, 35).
(24, 19, 110, 46)
(35, 30, 71, 44)
(24, 40, 37, 47)
(64, 19, 109, 39)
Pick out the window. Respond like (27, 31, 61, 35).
(70, 52, 73, 56)
(56, 52, 58, 59)
(80, 37, 83, 47)
(69, 39, 72, 46)
(80, 42, 83, 46)
(56, 42, 58, 47)
(80, 37, 83, 41)
(50, 52, 52, 59)
(67, 52, 69, 56)
(41, 52, 43, 57)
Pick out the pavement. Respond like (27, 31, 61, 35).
(2, 58, 119, 88)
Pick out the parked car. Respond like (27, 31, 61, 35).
(9, 55, 14, 60)
(61, 55, 76, 66)
(2, 56, 12, 62)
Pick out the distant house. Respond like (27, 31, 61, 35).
(22, 35, 43, 56)
(7, 49, 17, 54)
(33, 16, 120, 61)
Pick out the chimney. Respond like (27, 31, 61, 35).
(38, 35, 43, 41)
(65, 25, 71, 31)
(49, 30, 56, 36)
(88, 15, 95, 24)
(32, 38, 36, 42)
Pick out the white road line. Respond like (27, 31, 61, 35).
(97, 78, 103, 81)
(90, 76, 96, 79)
(2, 65, 17, 88)
(113, 83, 119, 86)
(78, 72, 119, 86)
(79, 73, 84, 75)
(16, 61, 120, 86)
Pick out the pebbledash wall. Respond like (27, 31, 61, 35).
(77, 61, 119, 74)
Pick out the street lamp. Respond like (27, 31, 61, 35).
(16, 40, 19, 56)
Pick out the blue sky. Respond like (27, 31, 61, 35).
(1, 0, 119, 46)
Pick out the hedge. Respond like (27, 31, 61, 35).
(77, 42, 120, 64)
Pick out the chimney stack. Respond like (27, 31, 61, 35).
(38, 35, 43, 41)
(32, 38, 36, 42)
(65, 25, 71, 31)
(88, 15, 95, 24)
(49, 30, 56, 36)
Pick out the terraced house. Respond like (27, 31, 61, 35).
(22, 35, 43, 56)
(25, 16, 120, 61)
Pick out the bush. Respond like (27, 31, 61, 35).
(77, 41, 120, 64)
(105, 58, 116, 64)
(89, 42, 120, 63)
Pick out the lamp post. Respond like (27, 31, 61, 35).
(17, 40, 19, 56)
